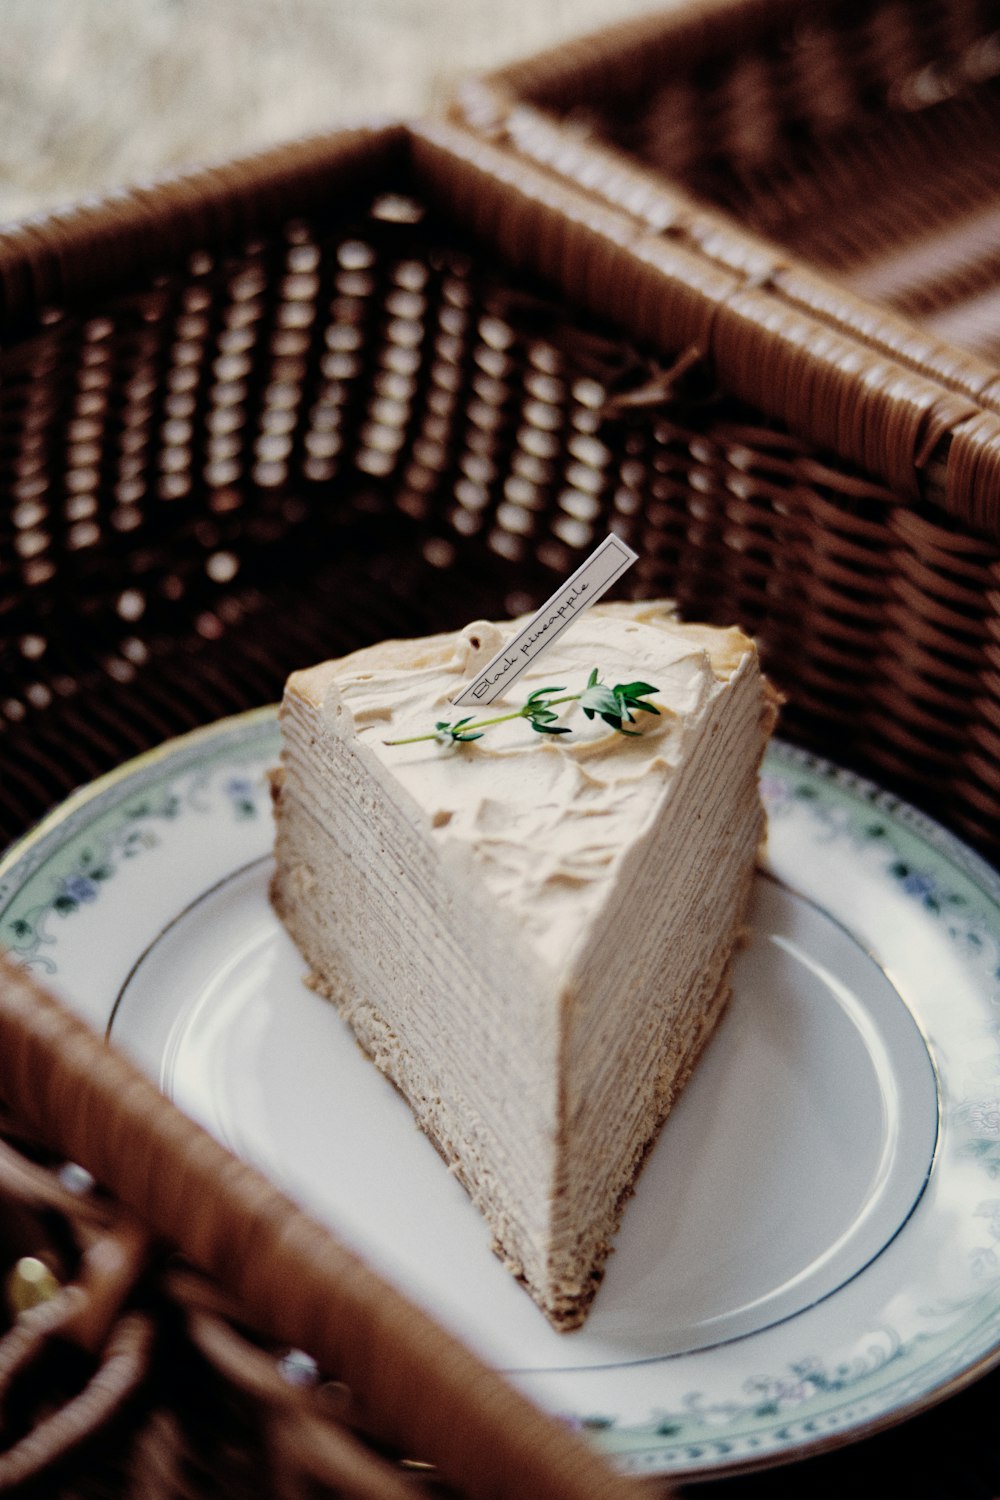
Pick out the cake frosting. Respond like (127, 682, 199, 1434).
(270, 600, 777, 1328)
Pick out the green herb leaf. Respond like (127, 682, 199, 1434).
(579, 682, 622, 720)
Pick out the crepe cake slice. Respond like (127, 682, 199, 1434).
(269, 600, 777, 1330)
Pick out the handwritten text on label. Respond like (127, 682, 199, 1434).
(451, 533, 638, 708)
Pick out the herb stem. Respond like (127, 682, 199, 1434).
(385, 693, 582, 746)
(384, 670, 660, 748)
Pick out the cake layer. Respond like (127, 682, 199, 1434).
(270, 600, 776, 1327)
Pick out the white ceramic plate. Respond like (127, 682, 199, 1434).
(2, 708, 999, 1479)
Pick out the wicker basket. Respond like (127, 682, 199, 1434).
(0, 111, 999, 1496)
(459, 0, 1000, 361)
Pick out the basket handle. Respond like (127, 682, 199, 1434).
(0, 954, 645, 1500)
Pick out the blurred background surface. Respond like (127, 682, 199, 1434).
(0, 0, 664, 222)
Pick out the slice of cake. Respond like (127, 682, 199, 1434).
(270, 600, 777, 1329)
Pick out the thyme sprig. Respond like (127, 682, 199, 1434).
(384, 669, 660, 747)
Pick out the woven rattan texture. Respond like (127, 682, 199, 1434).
(1, 134, 998, 861)
(0, 1113, 475, 1500)
(481, 0, 1000, 362)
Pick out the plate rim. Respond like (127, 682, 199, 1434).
(0, 703, 279, 886)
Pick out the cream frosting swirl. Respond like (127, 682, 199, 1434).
(290, 602, 755, 952)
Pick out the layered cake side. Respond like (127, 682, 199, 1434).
(270, 600, 777, 1328)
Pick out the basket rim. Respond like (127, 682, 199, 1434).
(414, 117, 1000, 540)
(453, 79, 1000, 407)
(1, 113, 999, 541)
(475, 0, 812, 115)
(0, 121, 409, 334)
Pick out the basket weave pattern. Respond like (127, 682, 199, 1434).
(0, 1105, 452, 1500)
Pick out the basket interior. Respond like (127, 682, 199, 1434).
(1, 136, 998, 861)
(531, 0, 1000, 362)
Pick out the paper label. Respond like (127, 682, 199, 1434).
(451, 533, 638, 707)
